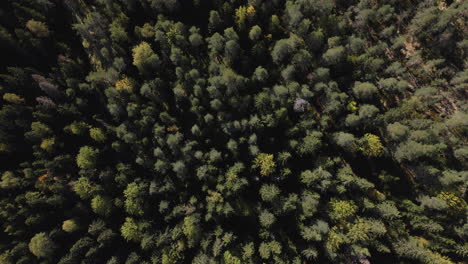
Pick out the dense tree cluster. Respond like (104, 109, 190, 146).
(0, 0, 467, 263)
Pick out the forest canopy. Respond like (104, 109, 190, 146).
(0, 0, 467, 264)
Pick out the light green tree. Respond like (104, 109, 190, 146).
(182, 214, 201, 248)
(124, 182, 146, 216)
(259, 210, 275, 228)
(91, 195, 113, 216)
(259, 184, 280, 202)
(249, 25, 262, 41)
(29, 233, 56, 258)
(65, 121, 88, 135)
(62, 219, 79, 233)
(76, 146, 98, 169)
(140, 23, 154, 38)
(73, 177, 98, 200)
(223, 251, 241, 264)
(40, 137, 55, 152)
(353, 81, 378, 100)
(120, 217, 142, 242)
(89, 127, 106, 142)
(0, 171, 19, 189)
(132, 42, 159, 73)
(31, 121, 52, 138)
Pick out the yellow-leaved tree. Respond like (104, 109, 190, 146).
(253, 153, 276, 176)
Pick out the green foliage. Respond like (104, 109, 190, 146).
(259, 241, 282, 259)
(323, 46, 345, 65)
(132, 42, 159, 73)
(89, 127, 106, 142)
(353, 82, 378, 100)
(120, 217, 142, 242)
(272, 35, 301, 64)
(91, 195, 113, 216)
(333, 132, 357, 150)
(29, 233, 56, 258)
(40, 137, 55, 152)
(109, 14, 128, 43)
(301, 220, 329, 242)
(253, 66, 268, 82)
(259, 184, 280, 202)
(235, 5, 255, 26)
(376, 201, 400, 220)
(241, 242, 255, 260)
(0, 1, 466, 264)
(65, 121, 89, 135)
(182, 214, 201, 248)
(387, 122, 409, 140)
(394, 140, 445, 163)
(248, 25, 262, 41)
(140, 23, 155, 38)
(30, 121, 51, 138)
(73, 177, 98, 200)
(123, 182, 146, 216)
(394, 238, 454, 264)
(222, 251, 240, 264)
(298, 132, 322, 155)
(76, 146, 99, 169)
(259, 210, 275, 227)
(0, 171, 19, 189)
(325, 227, 345, 251)
(346, 218, 386, 243)
(301, 191, 320, 217)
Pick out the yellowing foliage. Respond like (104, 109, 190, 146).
(253, 153, 276, 176)
(347, 100, 358, 112)
(0, 143, 10, 153)
(415, 236, 430, 247)
(38, 173, 49, 182)
(3, 93, 25, 104)
(329, 199, 358, 221)
(206, 190, 223, 204)
(132, 42, 156, 70)
(62, 219, 79, 232)
(40, 138, 55, 152)
(82, 39, 90, 48)
(246, 5, 256, 16)
(360, 133, 384, 157)
(115, 77, 134, 92)
(26, 20, 49, 37)
(235, 5, 256, 26)
(326, 226, 344, 251)
(437, 192, 467, 213)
